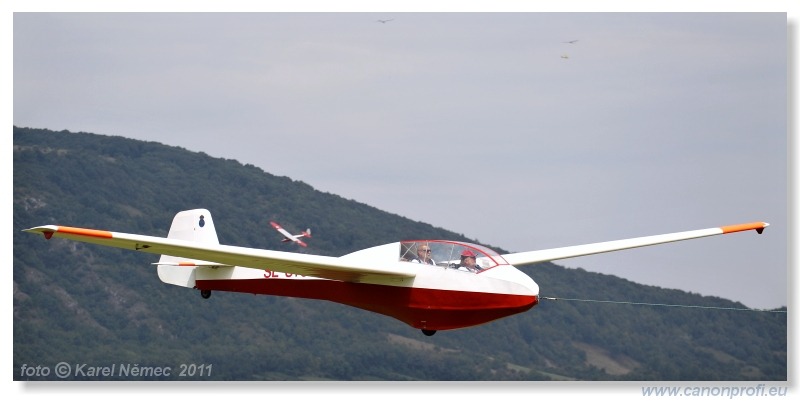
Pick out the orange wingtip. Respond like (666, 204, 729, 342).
(720, 222, 769, 234)
(56, 226, 113, 239)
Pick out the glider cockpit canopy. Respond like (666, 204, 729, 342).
(399, 240, 507, 273)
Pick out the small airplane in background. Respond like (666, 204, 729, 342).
(25, 209, 768, 336)
(561, 55, 570, 59)
(376, 19, 394, 24)
(270, 221, 311, 247)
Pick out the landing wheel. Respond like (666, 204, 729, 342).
(200, 290, 211, 299)
(421, 329, 436, 336)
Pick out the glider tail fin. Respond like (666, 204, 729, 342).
(163, 209, 220, 245)
(157, 209, 220, 288)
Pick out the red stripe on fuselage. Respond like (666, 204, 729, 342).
(195, 278, 538, 331)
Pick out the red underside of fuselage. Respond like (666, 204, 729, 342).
(194, 278, 538, 331)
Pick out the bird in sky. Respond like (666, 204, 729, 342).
(563, 39, 579, 44)
(377, 19, 394, 24)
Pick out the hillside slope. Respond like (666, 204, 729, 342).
(13, 127, 786, 381)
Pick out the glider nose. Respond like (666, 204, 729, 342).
(503, 265, 539, 297)
(526, 277, 540, 298)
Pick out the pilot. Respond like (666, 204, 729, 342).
(410, 244, 436, 265)
(456, 250, 482, 273)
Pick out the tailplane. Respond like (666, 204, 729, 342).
(157, 209, 221, 288)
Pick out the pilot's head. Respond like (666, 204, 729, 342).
(460, 250, 476, 261)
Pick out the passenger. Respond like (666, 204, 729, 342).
(456, 249, 482, 273)
(410, 244, 436, 265)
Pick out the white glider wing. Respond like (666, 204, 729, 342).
(501, 222, 769, 266)
(23, 225, 415, 283)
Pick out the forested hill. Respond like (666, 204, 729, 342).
(13, 126, 786, 381)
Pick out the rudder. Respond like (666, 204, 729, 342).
(164, 208, 220, 244)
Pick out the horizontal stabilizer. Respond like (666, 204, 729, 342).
(152, 262, 233, 269)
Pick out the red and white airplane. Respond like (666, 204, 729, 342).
(270, 221, 311, 247)
(24, 209, 768, 336)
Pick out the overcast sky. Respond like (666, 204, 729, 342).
(9, 7, 791, 313)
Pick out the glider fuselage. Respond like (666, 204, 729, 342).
(195, 262, 539, 331)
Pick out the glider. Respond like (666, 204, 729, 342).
(24, 209, 768, 336)
(563, 40, 579, 44)
(270, 221, 311, 247)
(377, 19, 394, 23)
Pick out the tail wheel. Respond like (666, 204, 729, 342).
(421, 329, 436, 336)
(200, 290, 211, 299)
